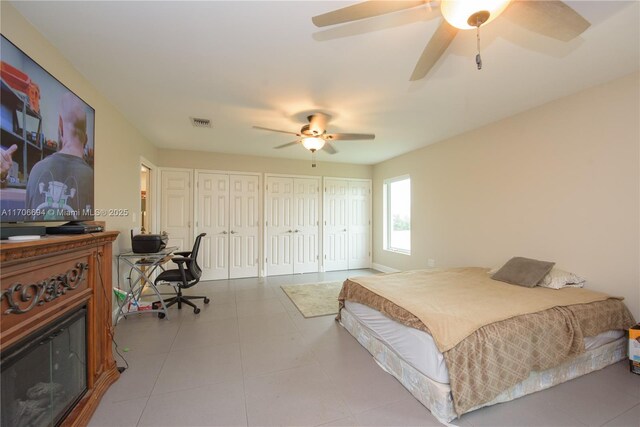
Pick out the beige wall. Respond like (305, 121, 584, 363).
(1, 3, 159, 251)
(373, 72, 640, 319)
(158, 149, 372, 179)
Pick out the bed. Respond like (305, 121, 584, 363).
(336, 267, 635, 424)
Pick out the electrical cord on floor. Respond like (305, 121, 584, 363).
(94, 245, 129, 372)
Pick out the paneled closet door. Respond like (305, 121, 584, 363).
(293, 178, 320, 274)
(160, 169, 192, 252)
(323, 179, 349, 271)
(229, 175, 260, 279)
(266, 177, 294, 275)
(197, 173, 229, 281)
(348, 180, 371, 269)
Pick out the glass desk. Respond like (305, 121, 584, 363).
(115, 246, 178, 323)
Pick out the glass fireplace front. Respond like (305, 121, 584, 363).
(1, 307, 87, 427)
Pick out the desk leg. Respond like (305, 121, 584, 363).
(140, 264, 170, 320)
(114, 258, 172, 322)
(115, 264, 146, 324)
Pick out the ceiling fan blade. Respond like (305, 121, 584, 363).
(322, 143, 337, 155)
(503, 0, 590, 42)
(308, 113, 330, 135)
(313, 3, 440, 42)
(253, 126, 299, 136)
(410, 20, 458, 81)
(325, 133, 375, 141)
(274, 141, 299, 149)
(312, 0, 427, 27)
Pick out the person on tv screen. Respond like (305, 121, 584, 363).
(26, 92, 94, 220)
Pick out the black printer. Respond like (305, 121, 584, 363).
(131, 230, 169, 253)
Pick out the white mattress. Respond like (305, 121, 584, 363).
(344, 301, 624, 385)
(585, 328, 625, 350)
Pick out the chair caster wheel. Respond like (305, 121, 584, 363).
(204, 298, 210, 304)
(158, 312, 166, 319)
(194, 308, 201, 314)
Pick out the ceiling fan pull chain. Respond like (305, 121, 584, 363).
(476, 20, 483, 70)
(311, 151, 317, 168)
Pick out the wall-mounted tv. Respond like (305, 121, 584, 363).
(0, 35, 95, 223)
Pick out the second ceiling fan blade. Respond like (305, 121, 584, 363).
(274, 141, 299, 149)
(323, 143, 337, 155)
(503, 0, 590, 42)
(325, 133, 375, 141)
(410, 20, 458, 81)
(312, 0, 427, 27)
(253, 126, 299, 136)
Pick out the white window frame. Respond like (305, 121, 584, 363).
(383, 175, 411, 255)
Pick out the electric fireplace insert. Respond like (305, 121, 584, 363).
(1, 307, 87, 427)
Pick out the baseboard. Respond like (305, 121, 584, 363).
(112, 306, 119, 325)
(371, 263, 400, 273)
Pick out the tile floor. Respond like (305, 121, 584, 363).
(89, 270, 640, 427)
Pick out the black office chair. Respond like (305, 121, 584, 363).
(154, 233, 209, 317)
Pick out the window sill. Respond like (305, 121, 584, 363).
(384, 248, 411, 256)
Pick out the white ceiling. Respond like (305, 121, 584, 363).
(11, 1, 640, 165)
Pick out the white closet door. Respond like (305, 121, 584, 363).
(229, 175, 260, 279)
(323, 179, 349, 271)
(160, 169, 192, 252)
(266, 177, 294, 275)
(348, 180, 371, 269)
(293, 178, 319, 274)
(197, 173, 229, 281)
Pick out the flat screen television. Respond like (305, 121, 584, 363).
(0, 35, 95, 223)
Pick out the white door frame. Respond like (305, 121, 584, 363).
(194, 169, 262, 279)
(322, 177, 372, 271)
(139, 156, 159, 234)
(264, 173, 321, 277)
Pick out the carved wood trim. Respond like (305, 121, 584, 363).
(1, 288, 92, 352)
(2, 262, 89, 314)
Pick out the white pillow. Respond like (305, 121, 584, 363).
(538, 268, 586, 289)
(487, 266, 586, 289)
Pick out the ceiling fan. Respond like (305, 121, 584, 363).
(312, 0, 591, 80)
(253, 113, 375, 166)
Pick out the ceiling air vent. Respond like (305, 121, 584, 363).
(190, 117, 212, 128)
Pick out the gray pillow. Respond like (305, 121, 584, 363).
(491, 257, 555, 287)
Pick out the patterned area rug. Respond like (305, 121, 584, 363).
(281, 281, 343, 318)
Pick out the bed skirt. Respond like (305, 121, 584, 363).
(339, 307, 626, 425)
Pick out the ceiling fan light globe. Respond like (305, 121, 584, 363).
(302, 137, 325, 151)
(440, 0, 511, 29)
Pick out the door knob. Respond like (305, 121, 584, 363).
(342, 229, 347, 232)
(230, 231, 237, 234)
(287, 230, 293, 233)
(294, 229, 300, 233)
(221, 231, 228, 235)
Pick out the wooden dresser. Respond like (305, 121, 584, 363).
(0, 231, 120, 426)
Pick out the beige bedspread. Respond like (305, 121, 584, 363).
(340, 268, 617, 352)
(338, 267, 635, 415)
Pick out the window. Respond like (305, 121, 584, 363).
(383, 175, 411, 254)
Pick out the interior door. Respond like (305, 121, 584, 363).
(197, 172, 229, 280)
(323, 179, 349, 271)
(292, 178, 319, 274)
(229, 174, 260, 279)
(348, 180, 371, 269)
(160, 169, 192, 252)
(266, 176, 294, 276)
